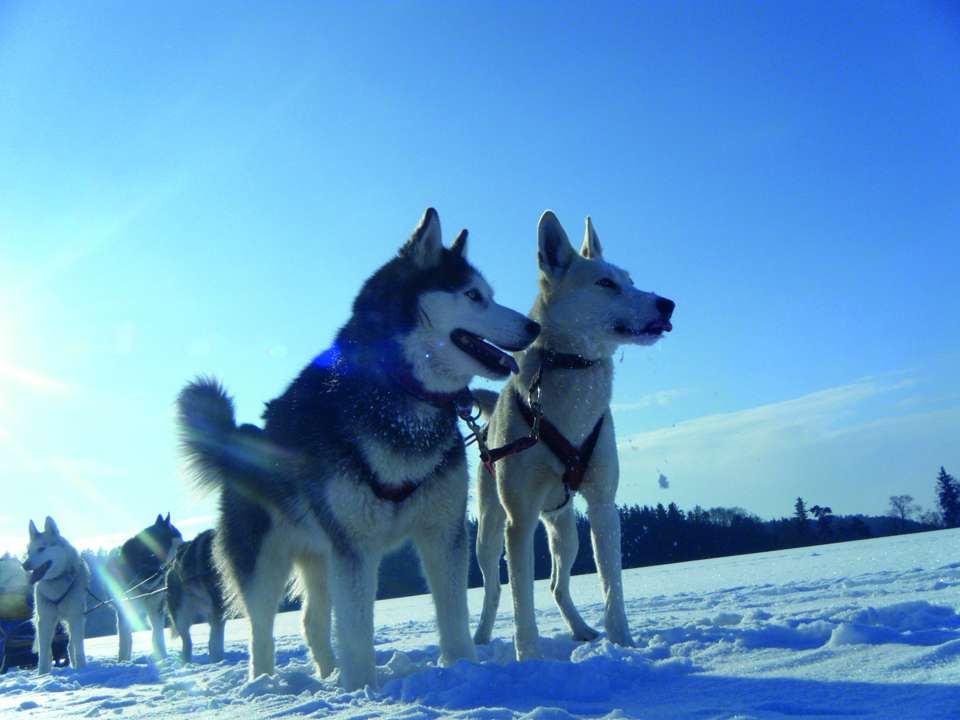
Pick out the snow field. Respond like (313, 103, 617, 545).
(1, 529, 958, 719)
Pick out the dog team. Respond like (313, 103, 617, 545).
(22, 209, 675, 688)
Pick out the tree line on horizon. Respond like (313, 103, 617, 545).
(378, 465, 960, 601)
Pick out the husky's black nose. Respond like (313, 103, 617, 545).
(21, 559, 32, 572)
(656, 297, 675, 318)
(525, 320, 541, 339)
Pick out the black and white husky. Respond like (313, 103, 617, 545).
(23, 517, 90, 674)
(104, 514, 183, 661)
(166, 529, 226, 663)
(473, 212, 675, 660)
(177, 208, 540, 689)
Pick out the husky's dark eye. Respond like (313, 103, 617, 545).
(596, 278, 619, 290)
(465, 288, 483, 303)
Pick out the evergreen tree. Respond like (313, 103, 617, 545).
(936, 467, 960, 528)
(793, 497, 810, 536)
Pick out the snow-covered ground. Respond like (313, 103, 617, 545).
(2, 529, 959, 719)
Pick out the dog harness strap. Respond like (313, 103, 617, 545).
(40, 570, 77, 606)
(515, 391, 604, 493)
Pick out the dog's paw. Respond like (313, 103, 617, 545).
(572, 625, 600, 642)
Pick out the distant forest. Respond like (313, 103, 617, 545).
(11, 468, 959, 638)
(370, 465, 960, 602)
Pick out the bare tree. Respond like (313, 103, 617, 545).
(888, 494, 920, 533)
(809, 505, 834, 537)
(919, 509, 943, 528)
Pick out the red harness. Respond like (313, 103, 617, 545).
(514, 390, 605, 494)
(471, 350, 606, 499)
(387, 351, 606, 502)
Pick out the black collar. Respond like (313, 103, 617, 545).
(539, 349, 601, 371)
(383, 362, 473, 413)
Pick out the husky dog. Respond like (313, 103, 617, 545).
(165, 529, 226, 662)
(104, 514, 182, 661)
(473, 211, 675, 660)
(177, 208, 539, 689)
(22, 517, 89, 674)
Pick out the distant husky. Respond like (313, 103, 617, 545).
(22, 517, 89, 674)
(473, 212, 675, 660)
(178, 208, 539, 689)
(104, 514, 182, 661)
(165, 529, 226, 662)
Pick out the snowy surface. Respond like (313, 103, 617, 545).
(2, 529, 959, 719)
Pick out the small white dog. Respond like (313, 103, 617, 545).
(473, 211, 675, 660)
(23, 517, 90, 673)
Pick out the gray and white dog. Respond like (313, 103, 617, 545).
(165, 528, 226, 663)
(104, 514, 182, 661)
(177, 208, 539, 689)
(473, 211, 675, 660)
(23, 517, 89, 674)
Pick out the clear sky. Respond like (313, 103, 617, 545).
(1, 1, 958, 554)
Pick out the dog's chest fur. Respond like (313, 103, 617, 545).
(265, 357, 462, 492)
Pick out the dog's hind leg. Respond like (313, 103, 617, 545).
(542, 506, 599, 641)
(208, 610, 225, 663)
(295, 553, 335, 678)
(329, 549, 379, 690)
(239, 548, 293, 679)
(474, 468, 506, 645)
(414, 518, 476, 666)
(173, 601, 194, 662)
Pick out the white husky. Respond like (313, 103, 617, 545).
(23, 517, 90, 674)
(473, 211, 675, 660)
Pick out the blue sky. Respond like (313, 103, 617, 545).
(1, 1, 958, 553)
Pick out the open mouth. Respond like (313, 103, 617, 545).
(450, 329, 520, 377)
(28, 560, 52, 584)
(614, 318, 673, 338)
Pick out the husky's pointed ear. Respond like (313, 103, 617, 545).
(29, 519, 39, 539)
(165, 512, 171, 525)
(400, 208, 443, 268)
(44, 517, 60, 537)
(537, 211, 575, 277)
(451, 229, 468, 258)
(580, 216, 603, 259)
(155, 513, 164, 525)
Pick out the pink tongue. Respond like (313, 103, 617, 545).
(664, 320, 673, 332)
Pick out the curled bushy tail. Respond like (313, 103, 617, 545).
(177, 377, 240, 493)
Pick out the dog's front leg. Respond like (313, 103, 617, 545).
(35, 608, 56, 674)
(414, 518, 476, 666)
(505, 510, 542, 660)
(67, 612, 87, 669)
(330, 548, 379, 690)
(148, 600, 167, 659)
(585, 500, 633, 646)
(116, 607, 133, 662)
